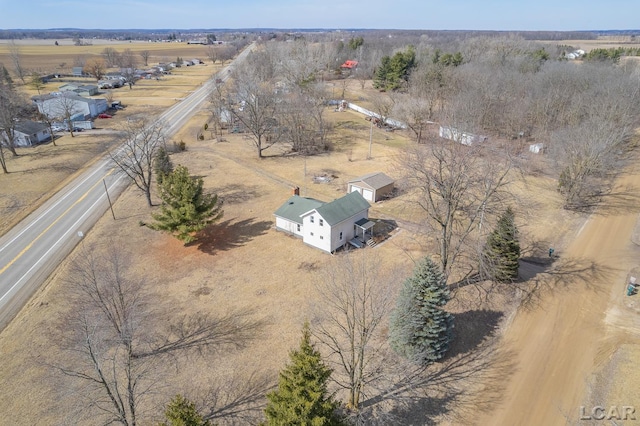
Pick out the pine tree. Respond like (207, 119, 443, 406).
(483, 207, 520, 282)
(154, 146, 173, 185)
(151, 165, 223, 244)
(389, 257, 453, 366)
(264, 322, 344, 426)
(159, 394, 212, 426)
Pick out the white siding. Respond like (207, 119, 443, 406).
(330, 211, 369, 251)
(302, 213, 332, 252)
(275, 217, 303, 237)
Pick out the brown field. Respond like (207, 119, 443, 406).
(0, 39, 217, 75)
(1, 40, 640, 425)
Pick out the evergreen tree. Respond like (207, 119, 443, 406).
(154, 146, 173, 185)
(151, 165, 223, 244)
(159, 394, 212, 426)
(264, 322, 344, 426)
(389, 257, 453, 366)
(483, 207, 520, 282)
(373, 46, 416, 91)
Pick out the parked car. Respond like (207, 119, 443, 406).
(72, 127, 83, 132)
(98, 113, 112, 119)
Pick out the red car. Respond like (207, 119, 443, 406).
(98, 113, 112, 119)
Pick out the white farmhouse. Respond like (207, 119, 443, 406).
(274, 191, 372, 253)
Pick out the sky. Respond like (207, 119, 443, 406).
(0, 0, 638, 31)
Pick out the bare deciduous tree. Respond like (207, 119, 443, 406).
(102, 47, 120, 68)
(0, 80, 32, 165)
(280, 85, 330, 155)
(312, 252, 397, 415)
(55, 243, 262, 426)
(8, 40, 27, 83)
(84, 57, 107, 81)
(228, 68, 283, 158)
(139, 50, 150, 67)
(402, 140, 512, 282)
(110, 117, 167, 206)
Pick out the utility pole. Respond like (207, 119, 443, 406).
(368, 119, 373, 160)
(103, 179, 116, 220)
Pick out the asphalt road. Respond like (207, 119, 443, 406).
(0, 44, 253, 330)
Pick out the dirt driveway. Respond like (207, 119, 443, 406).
(476, 170, 640, 425)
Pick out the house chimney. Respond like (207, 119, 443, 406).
(293, 186, 300, 196)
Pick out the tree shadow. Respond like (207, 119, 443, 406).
(516, 256, 614, 311)
(202, 370, 275, 425)
(193, 217, 271, 255)
(446, 310, 504, 359)
(359, 338, 516, 425)
(211, 183, 261, 205)
(591, 184, 640, 216)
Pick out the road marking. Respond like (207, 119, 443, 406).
(0, 169, 115, 277)
(0, 160, 110, 255)
(0, 174, 125, 305)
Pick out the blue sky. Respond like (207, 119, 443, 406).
(0, 0, 637, 31)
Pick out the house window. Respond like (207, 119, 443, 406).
(339, 232, 343, 240)
(319, 219, 324, 226)
(310, 232, 314, 236)
(320, 236, 324, 240)
(297, 224, 301, 232)
(310, 216, 314, 224)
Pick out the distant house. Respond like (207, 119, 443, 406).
(59, 83, 99, 96)
(347, 172, 395, 202)
(274, 190, 372, 253)
(529, 143, 544, 154)
(340, 60, 358, 69)
(439, 125, 488, 146)
(72, 67, 84, 77)
(7, 121, 51, 147)
(32, 92, 108, 119)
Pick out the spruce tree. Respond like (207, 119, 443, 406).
(389, 257, 453, 366)
(154, 146, 173, 185)
(264, 322, 344, 426)
(483, 207, 520, 282)
(151, 165, 223, 244)
(159, 394, 212, 426)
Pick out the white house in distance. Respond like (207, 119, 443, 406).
(4, 121, 51, 147)
(32, 92, 108, 120)
(439, 125, 488, 146)
(274, 190, 373, 253)
(348, 172, 395, 202)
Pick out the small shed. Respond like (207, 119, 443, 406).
(347, 172, 395, 202)
(529, 143, 544, 154)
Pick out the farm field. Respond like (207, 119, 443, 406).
(1, 38, 640, 425)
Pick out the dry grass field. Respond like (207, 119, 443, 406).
(0, 39, 216, 75)
(1, 39, 639, 425)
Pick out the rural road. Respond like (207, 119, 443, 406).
(477, 170, 640, 425)
(0, 44, 254, 330)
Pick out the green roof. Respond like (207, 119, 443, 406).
(274, 195, 324, 224)
(313, 191, 370, 226)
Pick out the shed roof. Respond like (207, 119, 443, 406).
(274, 195, 324, 224)
(313, 191, 370, 226)
(15, 121, 48, 135)
(348, 172, 394, 190)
